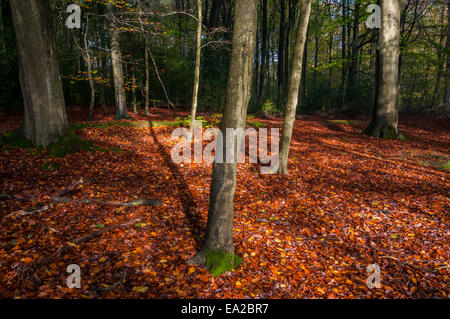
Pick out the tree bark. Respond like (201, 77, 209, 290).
(132, 68, 137, 114)
(278, 0, 313, 175)
(138, 2, 150, 116)
(257, 0, 268, 108)
(209, 0, 222, 28)
(445, 0, 450, 112)
(83, 16, 95, 121)
(190, 0, 258, 271)
(364, 0, 403, 139)
(346, 1, 360, 104)
(277, 0, 286, 107)
(144, 35, 150, 115)
(9, 0, 68, 147)
(107, 3, 128, 120)
(189, 0, 203, 139)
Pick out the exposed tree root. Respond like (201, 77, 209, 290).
(90, 271, 127, 295)
(55, 178, 84, 197)
(6, 204, 49, 218)
(51, 196, 163, 207)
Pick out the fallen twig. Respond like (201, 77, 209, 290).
(55, 178, 84, 197)
(6, 204, 49, 218)
(51, 196, 163, 207)
(92, 271, 127, 295)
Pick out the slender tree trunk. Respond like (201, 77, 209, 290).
(138, 2, 150, 116)
(132, 68, 137, 113)
(98, 56, 107, 113)
(278, 0, 313, 175)
(313, 0, 319, 92)
(107, 3, 128, 120)
(327, 0, 333, 108)
(432, 6, 446, 111)
(445, 0, 450, 112)
(189, 0, 258, 273)
(347, 1, 360, 104)
(9, 0, 68, 147)
(0, 1, 5, 53)
(284, 0, 294, 94)
(257, 0, 268, 107)
(341, 0, 347, 93)
(189, 0, 203, 139)
(83, 16, 95, 121)
(144, 34, 150, 115)
(364, 0, 403, 139)
(277, 0, 286, 107)
(209, 0, 222, 28)
(301, 26, 309, 104)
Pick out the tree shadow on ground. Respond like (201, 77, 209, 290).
(146, 121, 205, 249)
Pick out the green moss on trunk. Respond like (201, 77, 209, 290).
(205, 250, 242, 277)
(1, 129, 95, 157)
(363, 123, 407, 141)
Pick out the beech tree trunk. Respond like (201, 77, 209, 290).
(132, 69, 137, 113)
(107, 3, 128, 120)
(257, 0, 268, 108)
(346, 1, 360, 104)
(364, 0, 403, 139)
(144, 34, 150, 115)
(139, 2, 150, 116)
(445, 0, 450, 113)
(190, 0, 257, 267)
(10, 0, 68, 147)
(189, 0, 203, 139)
(278, 0, 313, 175)
(277, 0, 286, 107)
(83, 16, 95, 121)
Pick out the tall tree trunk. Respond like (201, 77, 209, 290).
(257, 0, 268, 107)
(346, 1, 360, 104)
(445, 0, 450, 112)
(278, 0, 313, 175)
(83, 16, 95, 121)
(144, 36, 150, 115)
(132, 68, 137, 114)
(139, 2, 150, 116)
(341, 0, 347, 93)
(0, 1, 5, 54)
(209, 0, 222, 28)
(301, 26, 309, 104)
(277, 0, 286, 107)
(327, 0, 333, 107)
(313, 0, 319, 92)
(107, 3, 128, 120)
(364, 0, 403, 139)
(9, 0, 68, 147)
(189, 0, 203, 139)
(189, 0, 258, 274)
(284, 0, 295, 95)
(432, 5, 446, 111)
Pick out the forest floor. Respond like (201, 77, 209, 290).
(0, 107, 449, 299)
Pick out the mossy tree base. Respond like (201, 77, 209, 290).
(114, 114, 131, 121)
(1, 129, 95, 157)
(188, 249, 242, 277)
(363, 122, 407, 141)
